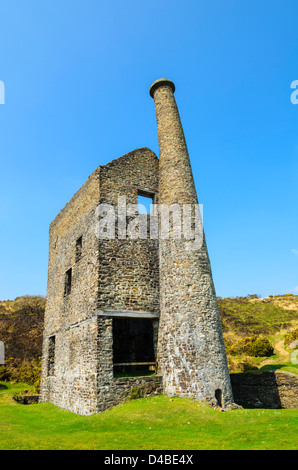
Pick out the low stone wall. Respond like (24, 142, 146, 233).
(230, 371, 298, 409)
(98, 375, 163, 412)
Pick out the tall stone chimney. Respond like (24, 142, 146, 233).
(150, 79, 234, 408)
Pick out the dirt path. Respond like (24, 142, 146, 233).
(260, 334, 290, 366)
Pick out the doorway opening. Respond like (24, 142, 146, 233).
(112, 317, 157, 377)
(215, 389, 223, 408)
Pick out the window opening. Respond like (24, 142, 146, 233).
(64, 268, 72, 296)
(48, 336, 56, 376)
(75, 236, 82, 262)
(137, 190, 154, 214)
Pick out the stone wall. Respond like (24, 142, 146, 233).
(39, 167, 101, 411)
(97, 148, 159, 313)
(40, 148, 161, 415)
(231, 371, 298, 409)
(41, 167, 101, 333)
(109, 375, 163, 406)
(40, 318, 100, 415)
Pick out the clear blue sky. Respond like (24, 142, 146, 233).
(0, 0, 297, 300)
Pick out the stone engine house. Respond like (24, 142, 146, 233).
(40, 79, 234, 415)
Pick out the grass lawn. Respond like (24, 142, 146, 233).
(0, 382, 297, 450)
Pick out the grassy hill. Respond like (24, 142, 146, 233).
(0, 296, 45, 387)
(219, 294, 298, 336)
(219, 294, 298, 374)
(0, 296, 45, 362)
(0, 381, 297, 450)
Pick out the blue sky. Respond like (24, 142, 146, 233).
(0, 0, 297, 300)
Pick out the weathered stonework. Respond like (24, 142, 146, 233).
(231, 371, 298, 409)
(40, 148, 162, 414)
(40, 79, 235, 415)
(97, 149, 160, 313)
(150, 79, 234, 407)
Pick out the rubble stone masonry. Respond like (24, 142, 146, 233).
(150, 79, 234, 407)
(40, 148, 162, 414)
(40, 79, 236, 414)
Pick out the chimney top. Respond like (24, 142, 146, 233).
(149, 78, 175, 98)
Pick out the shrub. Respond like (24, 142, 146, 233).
(228, 337, 274, 357)
(129, 387, 142, 400)
(4, 357, 41, 393)
(284, 329, 298, 348)
(0, 365, 11, 381)
(249, 338, 274, 357)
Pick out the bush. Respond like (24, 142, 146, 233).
(0, 365, 11, 381)
(284, 329, 298, 348)
(249, 338, 274, 357)
(4, 357, 41, 393)
(228, 337, 274, 357)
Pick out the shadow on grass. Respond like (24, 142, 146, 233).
(257, 364, 286, 372)
(0, 384, 8, 391)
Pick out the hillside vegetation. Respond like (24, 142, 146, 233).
(218, 294, 298, 373)
(219, 294, 298, 336)
(0, 296, 45, 389)
(0, 296, 45, 360)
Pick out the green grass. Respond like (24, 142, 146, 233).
(1, 382, 297, 450)
(257, 363, 298, 375)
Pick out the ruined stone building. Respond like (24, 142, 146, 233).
(40, 79, 234, 415)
